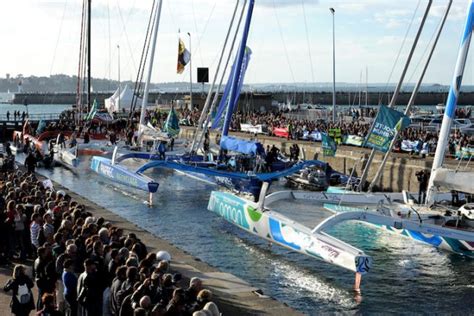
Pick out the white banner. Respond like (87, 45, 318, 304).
(401, 140, 420, 152)
(301, 131, 322, 141)
(240, 123, 264, 134)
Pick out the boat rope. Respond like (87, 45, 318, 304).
(49, 0, 69, 77)
(107, 0, 112, 91)
(190, 0, 204, 66)
(407, 11, 442, 85)
(301, 0, 315, 103)
(128, 0, 157, 127)
(115, 0, 138, 76)
(378, 0, 421, 105)
(272, 0, 296, 85)
(76, 0, 87, 121)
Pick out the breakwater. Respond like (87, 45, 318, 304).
(179, 127, 473, 192)
(13, 91, 474, 107)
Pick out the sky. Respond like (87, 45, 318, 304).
(1, 0, 473, 86)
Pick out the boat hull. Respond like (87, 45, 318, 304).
(90, 156, 159, 193)
(208, 191, 372, 273)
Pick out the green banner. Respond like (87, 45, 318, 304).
(322, 133, 337, 157)
(364, 105, 410, 152)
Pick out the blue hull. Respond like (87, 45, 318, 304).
(90, 156, 159, 193)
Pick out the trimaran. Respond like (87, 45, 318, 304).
(207, 0, 474, 291)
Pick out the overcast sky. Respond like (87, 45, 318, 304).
(1, 0, 473, 85)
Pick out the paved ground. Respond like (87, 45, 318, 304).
(0, 178, 302, 315)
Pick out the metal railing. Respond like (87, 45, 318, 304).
(0, 113, 61, 121)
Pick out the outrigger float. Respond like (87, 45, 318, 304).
(90, 148, 159, 205)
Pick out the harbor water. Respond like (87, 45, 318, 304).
(30, 156, 474, 315)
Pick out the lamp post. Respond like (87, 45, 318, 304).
(330, 7, 336, 122)
(187, 32, 193, 111)
(117, 44, 121, 113)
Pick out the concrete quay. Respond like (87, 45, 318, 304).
(0, 177, 302, 316)
(179, 126, 473, 193)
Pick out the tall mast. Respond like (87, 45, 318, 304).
(368, 0, 452, 192)
(192, 0, 247, 153)
(426, 0, 474, 204)
(358, 0, 432, 191)
(188, 32, 193, 111)
(139, 0, 163, 132)
(87, 0, 91, 112)
(365, 66, 368, 106)
(222, 0, 255, 136)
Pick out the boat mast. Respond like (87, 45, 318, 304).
(189, 0, 243, 153)
(365, 66, 368, 106)
(358, 0, 432, 191)
(193, 0, 247, 152)
(87, 0, 92, 112)
(426, 0, 474, 204)
(368, 0, 452, 192)
(139, 0, 163, 134)
(222, 0, 255, 137)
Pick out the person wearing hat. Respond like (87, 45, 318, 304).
(184, 277, 203, 310)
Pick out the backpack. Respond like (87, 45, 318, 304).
(38, 226, 46, 246)
(16, 284, 31, 304)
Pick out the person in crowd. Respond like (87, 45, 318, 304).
(77, 258, 102, 316)
(33, 246, 57, 310)
(36, 293, 62, 316)
(24, 151, 36, 173)
(62, 259, 78, 316)
(416, 170, 429, 204)
(4, 264, 35, 316)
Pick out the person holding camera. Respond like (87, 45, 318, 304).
(416, 170, 429, 204)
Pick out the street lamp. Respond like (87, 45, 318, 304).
(330, 7, 336, 122)
(187, 32, 193, 110)
(117, 44, 121, 113)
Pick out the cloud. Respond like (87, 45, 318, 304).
(257, 0, 319, 8)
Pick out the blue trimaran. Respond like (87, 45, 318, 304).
(90, 0, 345, 203)
(208, 0, 474, 291)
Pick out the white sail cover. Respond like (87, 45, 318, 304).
(431, 168, 473, 194)
(138, 123, 169, 142)
(104, 85, 143, 114)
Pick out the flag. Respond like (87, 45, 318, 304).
(364, 105, 411, 152)
(177, 38, 191, 74)
(163, 107, 180, 136)
(211, 46, 252, 130)
(321, 133, 337, 157)
(85, 99, 98, 121)
(36, 120, 46, 135)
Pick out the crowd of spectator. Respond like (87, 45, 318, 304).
(1, 168, 221, 316)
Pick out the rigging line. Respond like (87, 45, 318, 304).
(193, 1, 218, 71)
(130, 0, 157, 117)
(115, 0, 138, 75)
(190, 0, 204, 66)
(49, 0, 69, 76)
(107, 0, 112, 90)
(76, 0, 87, 108)
(272, 0, 296, 85)
(406, 12, 441, 85)
(379, 0, 421, 104)
(301, 0, 315, 84)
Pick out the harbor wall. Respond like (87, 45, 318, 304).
(179, 127, 473, 192)
(12, 91, 474, 107)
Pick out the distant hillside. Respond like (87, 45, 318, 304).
(0, 74, 466, 94)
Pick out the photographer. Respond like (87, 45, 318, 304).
(416, 170, 429, 204)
